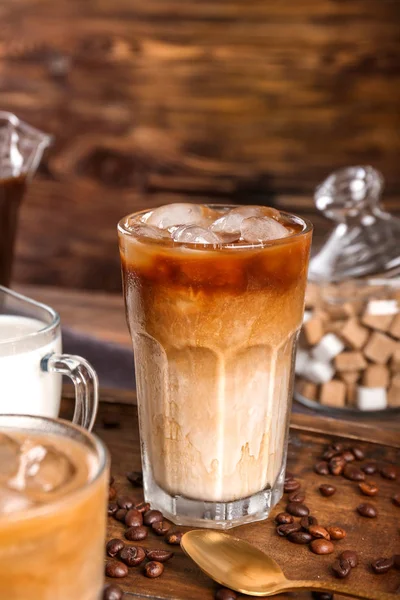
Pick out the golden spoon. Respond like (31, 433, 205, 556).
(181, 530, 394, 600)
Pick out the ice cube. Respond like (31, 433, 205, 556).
(146, 203, 205, 229)
(210, 205, 278, 236)
(0, 433, 20, 480)
(0, 485, 34, 515)
(172, 225, 221, 245)
(240, 216, 289, 243)
(126, 222, 169, 241)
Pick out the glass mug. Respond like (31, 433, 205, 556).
(0, 414, 109, 600)
(0, 286, 98, 430)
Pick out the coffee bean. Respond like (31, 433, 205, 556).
(125, 509, 143, 528)
(275, 512, 294, 525)
(309, 525, 330, 540)
(125, 526, 148, 541)
(109, 487, 117, 501)
(105, 560, 128, 578)
(357, 503, 377, 518)
(135, 501, 150, 513)
(285, 470, 294, 478)
(323, 449, 341, 461)
(329, 456, 346, 476)
(215, 588, 237, 600)
(284, 477, 300, 493)
(166, 531, 183, 545)
(114, 509, 128, 522)
(330, 442, 344, 452)
(288, 531, 313, 544)
(146, 549, 174, 563)
(300, 516, 318, 530)
(342, 450, 356, 463)
(326, 526, 346, 540)
(126, 471, 143, 487)
(351, 447, 365, 461)
(343, 464, 365, 481)
(362, 462, 377, 475)
(143, 510, 164, 526)
(392, 494, 400, 507)
(288, 491, 305, 503)
(119, 545, 146, 566)
(103, 584, 123, 600)
(144, 561, 164, 578)
(117, 496, 135, 510)
(332, 558, 351, 578)
(310, 539, 334, 555)
(276, 523, 301, 537)
(106, 539, 125, 558)
(319, 484, 336, 497)
(312, 593, 333, 600)
(314, 461, 329, 475)
(380, 465, 397, 480)
(340, 550, 358, 568)
(359, 482, 379, 496)
(286, 502, 309, 517)
(152, 521, 171, 536)
(108, 502, 119, 517)
(371, 557, 394, 574)
(393, 555, 400, 570)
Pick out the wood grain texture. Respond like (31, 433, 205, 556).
(1, 0, 399, 290)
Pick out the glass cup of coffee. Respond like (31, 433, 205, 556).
(0, 414, 109, 600)
(0, 286, 98, 430)
(118, 203, 312, 529)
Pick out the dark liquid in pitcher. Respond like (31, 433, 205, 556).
(0, 175, 26, 287)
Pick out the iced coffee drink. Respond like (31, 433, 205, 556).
(118, 204, 312, 528)
(0, 415, 108, 600)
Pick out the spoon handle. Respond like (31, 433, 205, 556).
(283, 579, 395, 600)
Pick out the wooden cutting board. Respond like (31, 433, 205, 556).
(62, 390, 400, 600)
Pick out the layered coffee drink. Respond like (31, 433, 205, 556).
(119, 204, 312, 528)
(0, 416, 108, 599)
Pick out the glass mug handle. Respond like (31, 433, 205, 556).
(41, 354, 99, 431)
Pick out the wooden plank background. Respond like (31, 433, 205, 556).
(1, 0, 399, 291)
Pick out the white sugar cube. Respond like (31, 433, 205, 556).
(295, 349, 309, 375)
(303, 360, 335, 385)
(311, 333, 345, 363)
(303, 311, 313, 323)
(366, 300, 398, 316)
(357, 386, 387, 411)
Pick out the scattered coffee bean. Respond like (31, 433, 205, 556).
(351, 447, 365, 461)
(119, 545, 146, 567)
(323, 449, 341, 461)
(135, 501, 150, 513)
(329, 456, 346, 476)
(357, 503, 377, 518)
(105, 560, 128, 578)
(319, 484, 336, 497)
(284, 477, 300, 493)
(342, 450, 355, 463)
(380, 465, 397, 480)
(103, 584, 123, 600)
(392, 493, 400, 507)
(332, 558, 351, 578)
(393, 555, 400, 570)
(312, 593, 333, 600)
(109, 476, 115, 487)
(285, 470, 294, 478)
(287, 531, 313, 544)
(152, 521, 171, 536)
(288, 491, 305, 503)
(343, 465, 365, 481)
(143, 510, 164, 526)
(314, 461, 329, 476)
(114, 509, 128, 522)
(215, 588, 237, 600)
(126, 471, 143, 487)
(166, 531, 183, 545)
(330, 442, 344, 452)
(276, 523, 301, 537)
(108, 502, 118, 517)
(106, 539, 125, 558)
(340, 550, 358, 568)
(109, 487, 117, 501)
(286, 502, 309, 517)
(371, 557, 394, 574)
(125, 526, 148, 541)
(362, 462, 377, 475)
(359, 482, 379, 496)
(146, 549, 174, 563)
(300, 516, 318, 530)
(144, 561, 164, 578)
(326, 526, 346, 540)
(309, 525, 330, 540)
(125, 509, 143, 528)
(117, 496, 135, 510)
(310, 539, 334, 555)
(275, 512, 294, 525)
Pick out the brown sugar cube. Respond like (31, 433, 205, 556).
(320, 380, 346, 408)
(340, 318, 369, 350)
(324, 319, 346, 335)
(361, 311, 394, 333)
(362, 364, 390, 388)
(363, 331, 396, 365)
(335, 351, 367, 372)
(390, 313, 400, 340)
(305, 282, 320, 309)
(303, 317, 324, 346)
(346, 384, 357, 407)
(339, 371, 360, 384)
(391, 344, 400, 372)
(325, 303, 355, 320)
(296, 379, 318, 401)
(387, 374, 400, 407)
